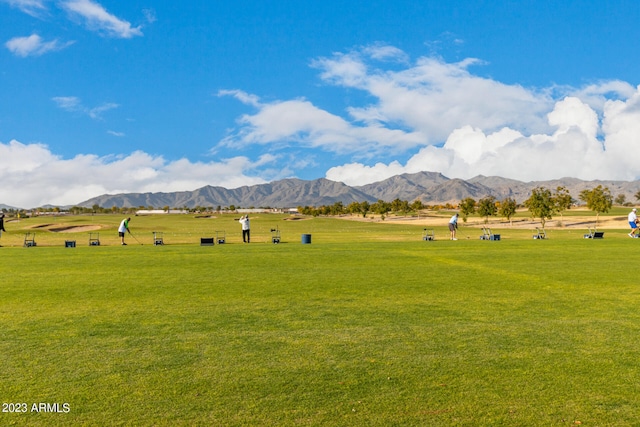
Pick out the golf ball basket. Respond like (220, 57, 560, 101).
(583, 227, 604, 239)
(422, 228, 435, 241)
(89, 232, 100, 246)
(24, 232, 36, 247)
(153, 231, 164, 245)
(532, 227, 546, 240)
(271, 227, 281, 244)
(480, 226, 501, 241)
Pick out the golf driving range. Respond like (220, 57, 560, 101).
(1, 212, 639, 425)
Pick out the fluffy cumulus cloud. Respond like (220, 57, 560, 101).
(326, 90, 640, 185)
(220, 44, 640, 186)
(0, 140, 268, 208)
(219, 91, 425, 155)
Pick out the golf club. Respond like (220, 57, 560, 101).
(129, 231, 143, 245)
(456, 224, 469, 240)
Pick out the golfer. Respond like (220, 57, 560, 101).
(238, 215, 250, 243)
(629, 208, 639, 238)
(449, 213, 459, 240)
(0, 213, 4, 243)
(118, 217, 131, 245)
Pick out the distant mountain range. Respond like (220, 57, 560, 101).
(74, 172, 640, 209)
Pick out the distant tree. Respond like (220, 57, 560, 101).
(410, 199, 424, 212)
(579, 185, 613, 227)
(391, 198, 410, 214)
(552, 186, 574, 225)
(499, 197, 517, 224)
(298, 205, 321, 217)
(361, 201, 371, 218)
(458, 198, 476, 223)
(615, 194, 627, 206)
(524, 186, 554, 228)
(346, 201, 361, 216)
(330, 201, 345, 215)
(371, 200, 391, 219)
(477, 196, 497, 224)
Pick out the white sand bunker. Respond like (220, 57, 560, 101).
(49, 225, 102, 233)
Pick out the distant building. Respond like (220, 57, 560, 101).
(135, 209, 189, 215)
(236, 208, 287, 214)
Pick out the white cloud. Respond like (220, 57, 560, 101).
(362, 44, 409, 63)
(52, 96, 118, 120)
(219, 95, 426, 155)
(223, 47, 554, 158)
(60, 0, 143, 38)
(5, 34, 73, 57)
(2, 0, 47, 17)
(327, 92, 640, 185)
(52, 96, 81, 110)
(88, 102, 118, 120)
(318, 53, 552, 142)
(325, 161, 407, 187)
(311, 51, 369, 88)
(218, 45, 640, 186)
(0, 140, 269, 208)
(142, 8, 156, 24)
(218, 89, 262, 108)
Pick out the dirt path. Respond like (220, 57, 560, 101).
(337, 212, 627, 230)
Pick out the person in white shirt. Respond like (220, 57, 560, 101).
(118, 217, 131, 245)
(628, 208, 638, 238)
(238, 215, 250, 243)
(448, 213, 459, 240)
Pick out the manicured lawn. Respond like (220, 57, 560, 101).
(1, 214, 639, 425)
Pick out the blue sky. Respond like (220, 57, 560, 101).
(2, 0, 640, 208)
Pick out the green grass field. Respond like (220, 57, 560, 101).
(1, 213, 640, 425)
